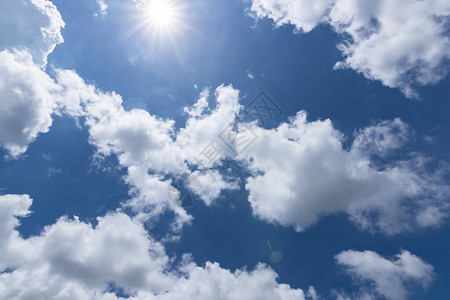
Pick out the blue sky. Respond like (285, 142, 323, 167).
(1, 0, 450, 299)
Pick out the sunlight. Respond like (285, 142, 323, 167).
(146, 0, 176, 28)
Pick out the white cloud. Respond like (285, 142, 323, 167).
(96, 0, 108, 17)
(0, 0, 241, 222)
(0, 0, 64, 66)
(0, 0, 64, 157)
(0, 194, 305, 300)
(189, 170, 239, 205)
(3, 54, 447, 234)
(184, 88, 210, 117)
(249, 0, 450, 98)
(175, 84, 243, 166)
(240, 112, 449, 233)
(250, 0, 334, 33)
(247, 69, 255, 79)
(336, 250, 434, 300)
(0, 49, 60, 158)
(1, 49, 448, 234)
(1, 0, 448, 236)
(352, 118, 410, 157)
(416, 205, 447, 228)
(148, 259, 305, 300)
(55, 71, 243, 228)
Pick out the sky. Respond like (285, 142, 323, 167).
(0, 0, 449, 299)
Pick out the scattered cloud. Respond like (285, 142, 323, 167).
(352, 118, 410, 157)
(239, 112, 449, 233)
(95, 0, 108, 17)
(0, 1, 448, 299)
(249, 0, 450, 98)
(47, 167, 62, 178)
(184, 88, 210, 117)
(1, 50, 448, 233)
(247, 69, 255, 79)
(0, 194, 305, 300)
(189, 170, 239, 205)
(336, 250, 434, 300)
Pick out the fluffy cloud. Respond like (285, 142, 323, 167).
(2, 46, 448, 234)
(0, 194, 305, 300)
(0, 0, 64, 157)
(55, 70, 243, 227)
(1, 0, 448, 237)
(0, 49, 61, 158)
(351, 118, 410, 157)
(0, 0, 64, 66)
(147, 260, 305, 300)
(240, 112, 449, 233)
(189, 170, 239, 205)
(250, 0, 334, 32)
(336, 250, 434, 300)
(183, 88, 210, 117)
(3, 51, 448, 234)
(0, 0, 240, 224)
(176, 84, 243, 166)
(250, 0, 450, 98)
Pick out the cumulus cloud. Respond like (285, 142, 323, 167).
(189, 170, 239, 205)
(335, 250, 434, 300)
(1, 45, 448, 234)
(352, 118, 410, 157)
(55, 70, 244, 227)
(2, 51, 448, 234)
(240, 112, 449, 233)
(250, 0, 334, 33)
(184, 88, 210, 117)
(0, 194, 305, 300)
(0, 0, 64, 157)
(0, 0, 64, 66)
(175, 84, 243, 166)
(249, 0, 450, 98)
(1, 0, 448, 236)
(0, 49, 60, 158)
(0, 0, 241, 223)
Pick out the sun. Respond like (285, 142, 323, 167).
(146, 0, 176, 27)
(132, 0, 187, 45)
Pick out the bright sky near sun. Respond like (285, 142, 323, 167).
(1, 0, 450, 299)
(147, 0, 175, 25)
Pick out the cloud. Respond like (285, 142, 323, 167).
(0, 194, 305, 300)
(0, 0, 64, 66)
(0, 49, 61, 158)
(240, 112, 449, 233)
(175, 84, 243, 166)
(189, 170, 239, 205)
(1, 45, 448, 234)
(55, 71, 244, 228)
(0, 0, 241, 223)
(0, 0, 65, 158)
(2, 52, 448, 234)
(96, 0, 108, 17)
(249, 0, 450, 98)
(0, 0, 448, 235)
(184, 88, 210, 117)
(250, 0, 334, 33)
(247, 69, 255, 79)
(351, 118, 410, 157)
(335, 250, 434, 300)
